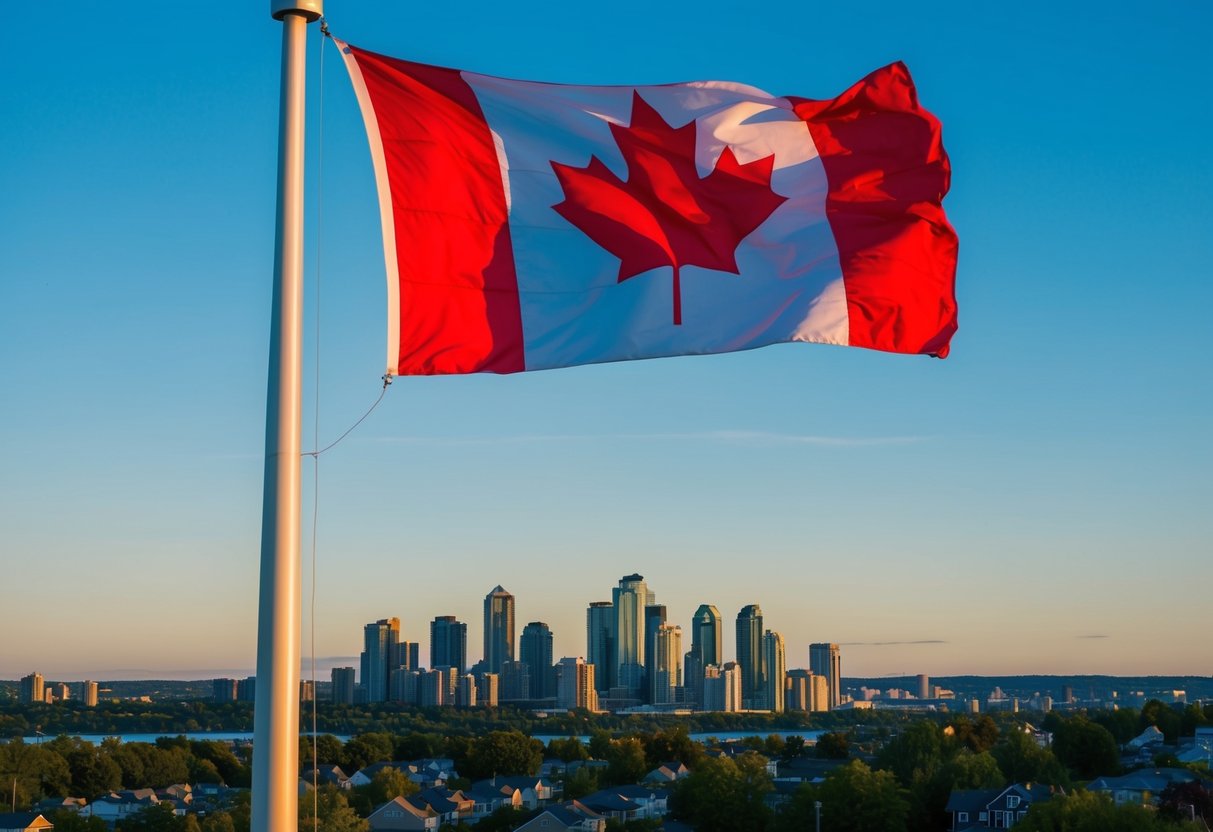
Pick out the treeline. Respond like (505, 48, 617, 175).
(1, 698, 916, 739)
(4, 700, 1211, 832)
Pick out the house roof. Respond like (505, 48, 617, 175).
(370, 796, 435, 820)
(579, 790, 638, 812)
(0, 813, 52, 830)
(1089, 767, 1199, 793)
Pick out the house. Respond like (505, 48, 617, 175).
(464, 780, 524, 820)
(609, 785, 667, 818)
(577, 786, 668, 823)
(491, 776, 560, 808)
(1088, 767, 1201, 807)
(82, 790, 161, 825)
(32, 799, 85, 815)
(643, 762, 689, 784)
(304, 764, 351, 789)
(348, 762, 410, 788)
(1127, 726, 1165, 750)
(514, 801, 605, 832)
(367, 796, 439, 831)
(946, 783, 1057, 830)
(0, 813, 53, 832)
(405, 788, 474, 826)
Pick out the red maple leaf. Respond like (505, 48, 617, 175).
(551, 92, 788, 325)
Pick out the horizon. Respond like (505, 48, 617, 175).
(2, 3, 1209, 682)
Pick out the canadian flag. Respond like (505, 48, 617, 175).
(337, 40, 958, 376)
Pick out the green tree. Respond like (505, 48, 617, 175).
(1016, 789, 1193, 832)
(362, 766, 418, 806)
(298, 786, 368, 832)
(588, 730, 613, 761)
(199, 813, 236, 832)
(465, 731, 543, 780)
(299, 734, 346, 767)
(341, 733, 395, 772)
(563, 765, 600, 800)
(876, 721, 942, 787)
(605, 738, 648, 786)
(991, 729, 1069, 787)
(946, 716, 999, 753)
(1140, 700, 1183, 744)
(639, 726, 700, 768)
(785, 760, 908, 832)
(671, 753, 771, 832)
(50, 810, 109, 832)
(1051, 717, 1120, 780)
(116, 803, 188, 832)
(815, 732, 850, 760)
(547, 737, 589, 763)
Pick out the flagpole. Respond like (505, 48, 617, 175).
(253, 3, 321, 832)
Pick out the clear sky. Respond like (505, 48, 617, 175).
(2, 1, 1210, 683)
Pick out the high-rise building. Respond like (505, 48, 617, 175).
(53, 683, 71, 702)
(420, 670, 447, 707)
(917, 674, 930, 700)
(300, 680, 315, 702)
(213, 678, 237, 702)
(430, 616, 467, 673)
(360, 618, 401, 703)
(735, 605, 764, 709)
(644, 604, 667, 703)
(394, 640, 420, 671)
(586, 601, 615, 694)
(762, 630, 786, 713)
(520, 622, 554, 699)
(457, 675, 478, 708)
(331, 667, 356, 704)
(651, 623, 683, 705)
(20, 673, 44, 704)
(478, 672, 500, 707)
(786, 669, 811, 712)
(703, 663, 742, 712)
(809, 643, 841, 709)
(613, 574, 652, 695)
(810, 673, 829, 712)
(684, 604, 721, 706)
(483, 586, 515, 675)
(500, 660, 531, 701)
(82, 680, 99, 708)
(237, 676, 256, 703)
(556, 657, 598, 711)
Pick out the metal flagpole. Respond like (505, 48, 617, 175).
(253, 3, 322, 832)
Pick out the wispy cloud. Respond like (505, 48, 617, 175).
(369, 430, 924, 448)
(1077, 635, 1110, 639)
(841, 639, 949, 646)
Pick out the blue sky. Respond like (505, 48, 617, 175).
(2, 1, 1210, 682)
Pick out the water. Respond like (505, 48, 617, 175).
(533, 729, 826, 745)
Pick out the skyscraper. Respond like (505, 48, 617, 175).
(331, 667, 356, 704)
(82, 680, 99, 708)
(735, 605, 764, 709)
(237, 676, 256, 702)
(360, 617, 401, 703)
(556, 657, 598, 711)
(762, 630, 786, 713)
(483, 585, 515, 675)
(613, 574, 651, 695)
(786, 669, 811, 712)
(644, 604, 666, 703)
(687, 604, 721, 706)
(703, 663, 742, 712)
(651, 623, 683, 705)
(586, 601, 615, 694)
(213, 678, 237, 702)
(20, 673, 44, 704)
(520, 621, 554, 699)
(917, 674, 930, 700)
(431, 616, 468, 673)
(809, 643, 841, 709)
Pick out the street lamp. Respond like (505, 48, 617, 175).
(815, 799, 822, 832)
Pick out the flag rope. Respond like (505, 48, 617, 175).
(308, 21, 328, 832)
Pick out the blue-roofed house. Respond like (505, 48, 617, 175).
(514, 801, 605, 832)
(1088, 767, 1202, 807)
(945, 783, 1058, 830)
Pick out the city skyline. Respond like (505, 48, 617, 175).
(2, 3, 1209, 683)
